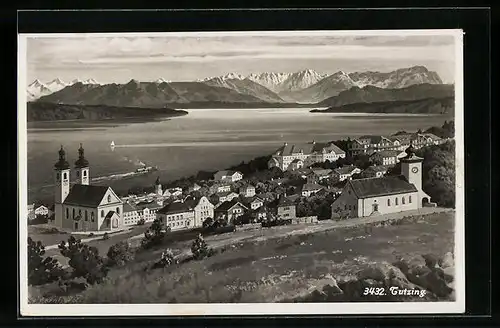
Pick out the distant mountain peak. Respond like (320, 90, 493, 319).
(155, 78, 170, 84)
(28, 79, 45, 87)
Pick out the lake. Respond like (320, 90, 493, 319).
(26, 108, 450, 203)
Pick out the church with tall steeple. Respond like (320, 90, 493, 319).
(53, 144, 123, 232)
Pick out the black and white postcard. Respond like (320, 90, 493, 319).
(18, 29, 464, 315)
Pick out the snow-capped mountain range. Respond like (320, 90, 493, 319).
(28, 66, 445, 104)
(27, 78, 101, 101)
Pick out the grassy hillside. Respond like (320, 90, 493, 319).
(29, 210, 454, 304)
(27, 102, 188, 122)
(311, 97, 454, 115)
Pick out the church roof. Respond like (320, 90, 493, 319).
(63, 184, 111, 207)
(348, 175, 417, 199)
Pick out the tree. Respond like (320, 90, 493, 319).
(136, 218, 145, 225)
(191, 234, 210, 260)
(141, 218, 168, 249)
(28, 237, 65, 286)
(58, 236, 109, 285)
(202, 217, 214, 229)
(106, 241, 134, 267)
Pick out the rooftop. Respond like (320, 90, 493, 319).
(157, 201, 193, 215)
(371, 150, 400, 158)
(348, 175, 418, 199)
(274, 141, 345, 157)
(334, 165, 360, 175)
(215, 199, 247, 212)
(302, 183, 324, 192)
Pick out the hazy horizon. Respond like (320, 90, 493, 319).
(26, 32, 457, 86)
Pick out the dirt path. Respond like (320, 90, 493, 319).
(173, 207, 452, 258)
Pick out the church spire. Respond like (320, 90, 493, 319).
(74, 143, 89, 168)
(54, 145, 70, 170)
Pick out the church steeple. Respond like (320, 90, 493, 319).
(74, 143, 90, 185)
(74, 143, 89, 168)
(155, 176, 162, 196)
(54, 145, 70, 170)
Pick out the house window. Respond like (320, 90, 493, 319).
(116, 207, 120, 214)
(402, 197, 406, 204)
(409, 195, 412, 203)
(101, 210, 104, 217)
(344, 205, 347, 210)
(108, 195, 112, 203)
(91, 212, 94, 222)
(72, 208, 75, 218)
(79, 209, 82, 217)
(83, 171, 87, 177)
(85, 210, 88, 221)
(395, 198, 399, 205)
(63, 172, 67, 180)
(388, 199, 391, 206)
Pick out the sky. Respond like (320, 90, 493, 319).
(26, 32, 457, 85)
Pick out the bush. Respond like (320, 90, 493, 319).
(202, 217, 214, 229)
(141, 218, 167, 249)
(191, 234, 211, 260)
(28, 237, 65, 286)
(137, 218, 145, 226)
(152, 249, 178, 269)
(102, 233, 109, 240)
(58, 236, 109, 285)
(106, 241, 134, 267)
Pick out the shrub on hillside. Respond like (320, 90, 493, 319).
(152, 249, 178, 269)
(106, 241, 134, 267)
(28, 237, 66, 286)
(141, 218, 168, 249)
(58, 236, 109, 285)
(191, 234, 214, 260)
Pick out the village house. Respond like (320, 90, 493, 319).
(349, 133, 445, 157)
(156, 201, 195, 231)
(163, 187, 183, 198)
(239, 184, 256, 198)
(309, 169, 333, 182)
(268, 141, 346, 171)
(361, 165, 391, 178)
(369, 150, 401, 166)
(254, 206, 268, 222)
(243, 195, 265, 210)
(275, 196, 297, 220)
(331, 143, 431, 219)
(301, 183, 325, 197)
(332, 165, 362, 182)
(34, 205, 50, 217)
(53, 145, 124, 232)
(136, 200, 163, 222)
(27, 204, 35, 220)
(214, 170, 243, 183)
(214, 199, 248, 224)
(184, 195, 215, 227)
(211, 190, 239, 205)
(186, 182, 201, 194)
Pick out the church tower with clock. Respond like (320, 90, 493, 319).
(400, 141, 424, 195)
